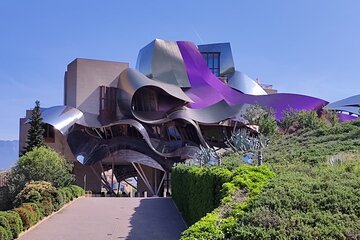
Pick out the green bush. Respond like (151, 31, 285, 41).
(0, 211, 23, 239)
(280, 109, 326, 133)
(221, 153, 244, 170)
(53, 190, 64, 211)
(36, 199, 53, 217)
(243, 104, 277, 137)
(178, 119, 360, 239)
(14, 203, 41, 229)
(13, 181, 60, 219)
(181, 212, 224, 240)
(8, 146, 74, 197)
(68, 185, 85, 198)
(172, 166, 232, 225)
(0, 216, 12, 240)
(173, 165, 274, 239)
(60, 187, 74, 202)
(22, 203, 41, 223)
(13, 207, 31, 230)
(58, 189, 68, 204)
(229, 163, 360, 239)
(0, 226, 11, 240)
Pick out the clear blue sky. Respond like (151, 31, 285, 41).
(1, 0, 360, 140)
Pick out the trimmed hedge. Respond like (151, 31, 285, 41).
(68, 185, 85, 198)
(0, 216, 12, 240)
(0, 211, 22, 239)
(0, 226, 11, 240)
(172, 166, 232, 225)
(172, 165, 275, 239)
(229, 163, 360, 239)
(61, 187, 73, 202)
(1, 181, 85, 239)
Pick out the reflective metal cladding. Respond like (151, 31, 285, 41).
(34, 38, 358, 169)
(324, 94, 360, 116)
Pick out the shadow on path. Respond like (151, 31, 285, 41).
(127, 198, 186, 240)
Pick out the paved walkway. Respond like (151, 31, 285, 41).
(18, 197, 187, 240)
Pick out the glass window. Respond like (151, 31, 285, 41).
(202, 53, 207, 63)
(200, 52, 220, 77)
(208, 54, 214, 69)
(213, 55, 219, 67)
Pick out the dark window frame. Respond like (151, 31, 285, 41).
(201, 52, 221, 77)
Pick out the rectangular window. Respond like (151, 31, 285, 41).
(201, 52, 221, 77)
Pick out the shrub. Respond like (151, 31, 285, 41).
(36, 199, 53, 217)
(221, 153, 244, 170)
(14, 207, 31, 230)
(0, 226, 11, 240)
(68, 185, 85, 198)
(61, 187, 74, 202)
(0, 211, 23, 239)
(280, 109, 325, 133)
(13, 188, 41, 207)
(13, 181, 63, 220)
(172, 166, 232, 225)
(180, 119, 360, 239)
(58, 189, 68, 204)
(14, 203, 41, 229)
(22, 203, 41, 223)
(0, 186, 12, 211)
(53, 190, 64, 210)
(181, 212, 224, 240)
(0, 216, 12, 240)
(243, 104, 277, 137)
(229, 163, 360, 239)
(178, 165, 274, 239)
(8, 146, 74, 196)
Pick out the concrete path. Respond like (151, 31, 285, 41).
(18, 197, 187, 240)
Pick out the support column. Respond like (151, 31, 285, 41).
(131, 163, 155, 196)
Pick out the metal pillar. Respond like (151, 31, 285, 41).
(131, 163, 155, 196)
(155, 172, 166, 196)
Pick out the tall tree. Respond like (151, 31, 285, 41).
(25, 100, 45, 153)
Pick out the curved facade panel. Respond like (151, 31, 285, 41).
(40, 105, 83, 134)
(22, 38, 358, 193)
(227, 71, 268, 95)
(324, 94, 360, 116)
(176, 41, 328, 119)
(136, 39, 191, 88)
(39, 38, 338, 168)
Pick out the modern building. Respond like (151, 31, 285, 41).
(20, 39, 353, 196)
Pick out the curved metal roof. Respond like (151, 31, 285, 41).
(34, 38, 359, 170)
(136, 38, 191, 88)
(324, 94, 360, 115)
(227, 71, 268, 95)
(176, 41, 328, 119)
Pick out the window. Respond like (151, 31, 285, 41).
(43, 123, 55, 142)
(201, 52, 221, 77)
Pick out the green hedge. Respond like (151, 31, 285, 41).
(229, 163, 360, 239)
(0, 226, 11, 240)
(0, 181, 85, 239)
(172, 165, 275, 239)
(60, 186, 74, 202)
(0, 211, 22, 239)
(68, 185, 85, 198)
(0, 216, 12, 240)
(172, 166, 232, 225)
